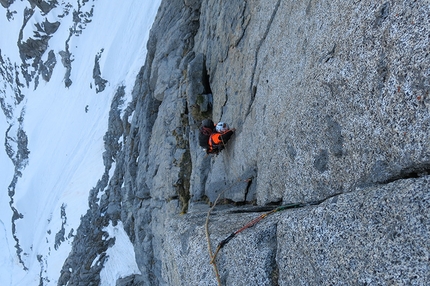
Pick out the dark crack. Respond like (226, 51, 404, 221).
(375, 163, 430, 185)
(244, 177, 253, 202)
(220, 0, 250, 63)
(271, 223, 280, 286)
(232, 1, 250, 48)
(173, 109, 192, 214)
(218, 191, 344, 218)
(246, 0, 282, 117)
(374, 2, 390, 28)
(354, 161, 430, 190)
(219, 88, 228, 119)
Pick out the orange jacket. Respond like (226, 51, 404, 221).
(208, 129, 234, 153)
(210, 132, 223, 145)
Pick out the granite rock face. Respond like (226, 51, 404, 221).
(62, 0, 430, 285)
(164, 177, 429, 286)
(276, 177, 430, 285)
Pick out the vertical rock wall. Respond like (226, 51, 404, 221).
(159, 0, 429, 285)
(191, 0, 430, 206)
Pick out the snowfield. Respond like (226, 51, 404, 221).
(0, 1, 161, 285)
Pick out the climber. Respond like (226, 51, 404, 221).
(199, 119, 235, 155)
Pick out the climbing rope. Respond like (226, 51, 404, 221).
(210, 202, 307, 264)
(204, 124, 341, 285)
(204, 177, 251, 286)
(205, 193, 223, 286)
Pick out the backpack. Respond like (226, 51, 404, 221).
(198, 119, 214, 150)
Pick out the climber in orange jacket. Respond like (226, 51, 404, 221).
(198, 119, 236, 154)
(208, 122, 236, 154)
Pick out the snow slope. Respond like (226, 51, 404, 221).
(0, 1, 161, 285)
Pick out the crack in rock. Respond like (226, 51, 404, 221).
(247, 0, 282, 117)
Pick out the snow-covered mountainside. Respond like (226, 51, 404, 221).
(0, 1, 161, 285)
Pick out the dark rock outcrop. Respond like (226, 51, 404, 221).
(0, 0, 14, 8)
(93, 49, 108, 93)
(27, 0, 58, 14)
